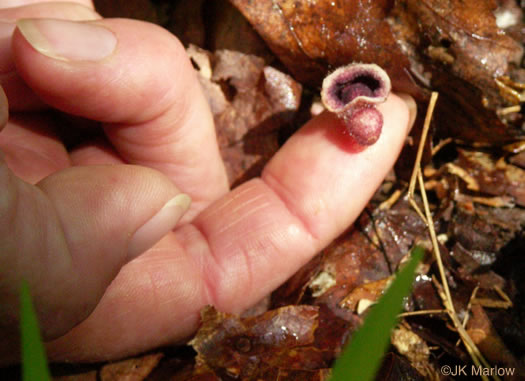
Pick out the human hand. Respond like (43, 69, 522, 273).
(0, 1, 416, 363)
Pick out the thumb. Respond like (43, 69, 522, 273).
(0, 160, 190, 360)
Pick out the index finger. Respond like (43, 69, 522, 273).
(12, 18, 229, 216)
(45, 94, 415, 362)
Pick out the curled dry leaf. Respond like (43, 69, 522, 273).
(466, 305, 521, 370)
(167, 0, 206, 47)
(188, 45, 302, 185)
(205, 0, 275, 62)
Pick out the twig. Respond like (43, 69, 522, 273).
(398, 309, 446, 318)
(406, 92, 500, 381)
(408, 92, 438, 200)
(379, 188, 403, 210)
(497, 105, 521, 116)
(494, 285, 513, 306)
(456, 285, 479, 346)
(407, 93, 438, 224)
(431, 137, 453, 156)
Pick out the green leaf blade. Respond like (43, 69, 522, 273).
(330, 246, 424, 381)
(20, 279, 51, 381)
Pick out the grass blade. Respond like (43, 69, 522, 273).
(330, 245, 424, 381)
(20, 279, 51, 381)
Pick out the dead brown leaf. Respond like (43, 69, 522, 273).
(189, 46, 302, 185)
(99, 353, 163, 381)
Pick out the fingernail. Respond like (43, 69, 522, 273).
(398, 93, 418, 132)
(128, 194, 191, 261)
(16, 18, 116, 62)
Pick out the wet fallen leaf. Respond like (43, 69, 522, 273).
(189, 305, 332, 379)
(229, 0, 419, 96)
(230, 0, 524, 144)
(339, 277, 392, 312)
(99, 353, 163, 381)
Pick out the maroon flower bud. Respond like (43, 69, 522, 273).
(321, 63, 391, 146)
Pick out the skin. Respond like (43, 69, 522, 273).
(0, 1, 417, 363)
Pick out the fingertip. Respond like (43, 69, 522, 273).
(11, 18, 188, 123)
(374, 93, 414, 149)
(396, 92, 417, 133)
(263, 92, 414, 241)
(127, 193, 191, 261)
(303, 93, 413, 154)
(1, 2, 101, 112)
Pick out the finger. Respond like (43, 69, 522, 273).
(69, 136, 125, 165)
(0, 113, 71, 183)
(0, 3, 99, 110)
(196, 95, 415, 311)
(12, 18, 229, 217)
(0, 86, 7, 129)
(0, 160, 192, 364)
(0, 0, 93, 8)
(46, 94, 414, 362)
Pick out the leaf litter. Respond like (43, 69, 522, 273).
(47, 0, 525, 380)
